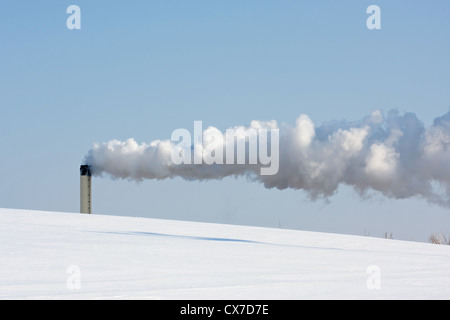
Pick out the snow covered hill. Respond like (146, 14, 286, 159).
(1, 208, 450, 300)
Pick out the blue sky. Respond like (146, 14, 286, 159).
(1, 1, 450, 242)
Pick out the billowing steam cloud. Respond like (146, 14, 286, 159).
(84, 110, 450, 207)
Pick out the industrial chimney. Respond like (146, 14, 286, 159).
(80, 165, 92, 214)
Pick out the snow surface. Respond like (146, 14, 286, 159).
(1, 208, 450, 300)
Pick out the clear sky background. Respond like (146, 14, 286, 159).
(1, 1, 450, 242)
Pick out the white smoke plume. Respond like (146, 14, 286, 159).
(84, 110, 450, 207)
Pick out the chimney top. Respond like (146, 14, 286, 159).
(80, 165, 91, 176)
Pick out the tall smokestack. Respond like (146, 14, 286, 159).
(80, 165, 92, 214)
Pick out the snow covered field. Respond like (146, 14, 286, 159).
(1, 208, 450, 300)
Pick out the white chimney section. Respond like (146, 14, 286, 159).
(80, 165, 92, 214)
